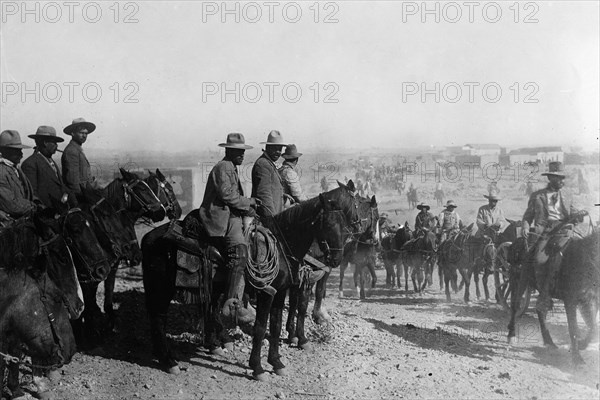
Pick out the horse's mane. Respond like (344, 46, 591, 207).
(0, 219, 39, 271)
(274, 196, 321, 228)
(104, 178, 123, 203)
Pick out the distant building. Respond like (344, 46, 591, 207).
(508, 146, 564, 165)
(462, 144, 502, 156)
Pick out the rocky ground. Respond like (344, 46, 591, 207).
(9, 263, 599, 400)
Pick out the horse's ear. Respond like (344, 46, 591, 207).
(370, 195, 377, 207)
(120, 168, 134, 181)
(156, 169, 165, 181)
(147, 169, 153, 176)
(346, 180, 355, 192)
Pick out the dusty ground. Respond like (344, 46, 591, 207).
(15, 261, 600, 400)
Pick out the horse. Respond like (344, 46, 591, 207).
(141, 182, 359, 378)
(437, 224, 483, 302)
(0, 216, 79, 398)
(338, 196, 379, 299)
(145, 169, 183, 221)
(508, 228, 599, 365)
(434, 189, 444, 207)
(401, 230, 437, 294)
(380, 223, 412, 289)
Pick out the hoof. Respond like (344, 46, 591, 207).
(167, 365, 181, 375)
(290, 337, 299, 346)
(274, 368, 287, 376)
(223, 342, 234, 351)
(338, 291, 344, 298)
(47, 369, 61, 382)
(507, 336, 514, 345)
(210, 347, 226, 357)
(253, 372, 268, 382)
(299, 342, 312, 351)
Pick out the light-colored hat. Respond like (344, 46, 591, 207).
(0, 130, 31, 149)
(484, 194, 502, 201)
(541, 161, 566, 178)
(445, 200, 457, 208)
(28, 126, 64, 142)
(416, 202, 430, 210)
(63, 118, 96, 135)
(380, 212, 389, 219)
(281, 144, 302, 159)
(218, 133, 253, 149)
(260, 130, 288, 146)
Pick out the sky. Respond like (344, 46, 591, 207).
(1, 0, 598, 153)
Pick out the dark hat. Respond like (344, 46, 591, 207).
(416, 202, 430, 210)
(0, 130, 31, 149)
(63, 118, 96, 135)
(445, 200, 457, 208)
(281, 144, 302, 159)
(28, 126, 64, 143)
(218, 133, 253, 149)
(260, 130, 288, 146)
(541, 161, 566, 178)
(484, 194, 502, 201)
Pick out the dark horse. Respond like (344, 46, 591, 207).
(401, 230, 437, 293)
(508, 227, 599, 365)
(141, 183, 359, 380)
(407, 187, 418, 209)
(381, 223, 412, 289)
(1, 215, 79, 398)
(101, 168, 180, 335)
(338, 195, 379, 300)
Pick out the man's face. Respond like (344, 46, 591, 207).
(0, 147, 23, 165)
(265, 145, 283, 162)
(227, 148, 245, 166)
(548, 175, 565, 190)
(71, 129, 88, 145)
(488, 200, 498, 209)
(38, 139, 58, 158)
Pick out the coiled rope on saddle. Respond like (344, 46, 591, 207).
(244, 224, 279, 291)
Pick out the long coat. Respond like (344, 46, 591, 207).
(22, 152, 71, 208)
(199, 158, 252, 237)
(252, 153, 284, 218)
(0, 160, 36, 218)
(61, 140, 93, 194)
(522, 187, 576, 234)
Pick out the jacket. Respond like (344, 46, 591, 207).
(61, 140, 93, 194)
(476, 204, 508, 236)
(522, 187, 578, 234)
(199, 158, 252, 237)
(22, 151, 72, 208)
(252, 153, 284, 218)
(415, 211, 436, 232)
(438, 209, 461, 231)
(0, 159, 36, 218)
(279, 161, 307, 203)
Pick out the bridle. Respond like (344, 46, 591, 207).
(148, 174, 178, 219)
(121, 177, 164, 216)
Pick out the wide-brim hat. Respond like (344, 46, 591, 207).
(484, 194, 502, 201)
(28, 125, 64, 143)
(282, 144, 302, 159)
(218, 133, 253, 149)
(445, 200, 457, 208)
(63, 118, 96, 135)
(416, 202, 430, 210)
(0, 130, 31, 149)
(541, 161, 566, 178)
(260, 130, 288, 146)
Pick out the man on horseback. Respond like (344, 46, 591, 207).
(22, 126, 76, 208)
(199, 133, 259, 307)
(61, 118, 98, 195)
(521, 161, 587, 313)
(252, 130, 287, 221)
(379, 212, 395, 237)
(437, 200, 461, 243)
(278, 144, 307, 208)
(475, 194, 508, 244)
(414, 202, 436, 238)
(0, 130, 38, 220)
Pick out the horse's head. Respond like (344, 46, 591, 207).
(0, 217, 39, 270)
(319, 181, 362, 232)
(60, 208, 111, 283)
(12, 270, 77, 366)
(108, 168, 165, 222)
(314, 195, 350, 267)
(356, 195, 379, 244)
(146, 169, 182, 221)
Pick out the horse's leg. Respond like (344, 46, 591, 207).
(404, 261, 410, 293)
(482, 269, 491, 302)
(508, 265, 529, 343)
(295, 283, 312, 350)
(443, 264, 452, 302)
(578, 300, 598, 350)
(339, 261, 347, 298)
(286, 286, 299, 345)
(473, 261, 481, 301)
(355, 262, 365, 299)
(7, 361, 22, 397)
(81, 281, 103, 348)
(250, 290, 274, 380)
(564, 299, 584, 365)
(103, 260, 119, 333)
(267, 290, 288, 375)
(438, 259, 444, 291)
(536, 308, 556, 348)
(312, 271, 331, 324)
(460, 267, 471, 304)
(369, 258, 377, 289)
